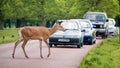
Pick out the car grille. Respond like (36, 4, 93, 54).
(93, 24, 104, 29)
(49, 37, 81, 45)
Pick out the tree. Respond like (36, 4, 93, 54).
(79, 0, 119, 18)
(0, 0, 8, 30)
(0, 0, 119, 29)
(45, 0, 81, 20)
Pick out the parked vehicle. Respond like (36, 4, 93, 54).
(106, 18, 117, 36)
(49, 20, 84, 48)
(83, 12, 109, 38)
(71, 19, 96, 45)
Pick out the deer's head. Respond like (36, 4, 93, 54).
(54, 21, 65, 31)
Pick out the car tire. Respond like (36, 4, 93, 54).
(102, 33, 108, 39)
(89, 41, 93, 45)
(54, 45, 57, 47)
(77, 43, 83, 48)
(93, 40, 96, 44)
(102, 34, 106, 39)
(49, 44, 52, 47)
(77, 45, 81, 48)
(81, 43, 83, 47)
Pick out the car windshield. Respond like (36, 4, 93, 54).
(61, 21, 78, 30)
(80, 21, 91, 28)
(85, 14, 106, 22)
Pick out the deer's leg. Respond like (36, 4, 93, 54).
(39, 40, 43, 58)
(44, 40, 51, 58)
(21, 40, 29, 58)
(12, 39, 23, 58)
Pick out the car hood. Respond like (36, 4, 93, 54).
(84, 29, 92, 35)
(108, 25, 116, 30)
(91, 22, 105, 25)
(108, 25, 115, 28)
(50, 30, 82, 38)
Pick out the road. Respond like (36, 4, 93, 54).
(0, 38, 103, 68)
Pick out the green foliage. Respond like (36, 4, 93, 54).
(80, 0, 119, 18)
(78, 36, 120, 68)
(0, 28, 18, 44)
(0, 0, 119, 29)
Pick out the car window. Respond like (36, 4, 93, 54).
(85, 14, 106, 22)
(61, 21, 78, 30)
(80, 21, 91, 28)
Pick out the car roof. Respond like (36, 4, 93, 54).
(70, 19, 93, 27)
(85, 12, 106, 14)
(83, 12, 108, 18)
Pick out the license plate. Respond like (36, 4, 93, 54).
(58, 39, 70, 42)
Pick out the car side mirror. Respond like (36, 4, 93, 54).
(106, 19, 109, 22)
(81, 29, 85, 32)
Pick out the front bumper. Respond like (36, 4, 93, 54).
(95, 29, 106, 33)
(93, 24, 106, 33)
(83, 36, 92, 43)
(49, 37, 82, 45)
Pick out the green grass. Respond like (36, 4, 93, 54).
(78, 36, 120, 68)
(0, 28, 18, 44)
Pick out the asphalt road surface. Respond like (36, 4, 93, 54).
(0, 38, 103, 68)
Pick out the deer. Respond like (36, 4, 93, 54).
(12, 21, 64, 58)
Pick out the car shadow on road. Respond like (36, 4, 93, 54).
(51, 45, 80, 49)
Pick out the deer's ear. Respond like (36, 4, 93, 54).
(56, 21, 63, 25)
(58, 21, 63, 25)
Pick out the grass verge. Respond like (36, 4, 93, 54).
(0, 28, 18, 44)
(78, 35, 120, 68)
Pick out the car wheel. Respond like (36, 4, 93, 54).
(81, 43, 83, 47)
(89, 41, 93, 45)
(49, 44, 52, 47)
(102, 34, 107, 39)
(93, 40, 96, 44)
(77, 43, 83, 48)
(77, 45, 81, 48)
(54, 45, 57, 47)
(87, 39, 93, 45)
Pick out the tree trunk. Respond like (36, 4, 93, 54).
(0, 20, 3, 30)
(16, 19, 21, 28)
(21, 17, 27, 27)
(0, 10, 3, 30)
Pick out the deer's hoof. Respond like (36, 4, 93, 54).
(12, 56, 15, 58)
(12, 54, 15, 58)
(25, 56, 29, 58)
(47, 54, 50, 58)
(40, 56, 43, 58)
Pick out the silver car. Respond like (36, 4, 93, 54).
(106, 18, 117, 36)
(49, 20, 84, 48)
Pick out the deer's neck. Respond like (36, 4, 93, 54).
(48, 27, 57, 35)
